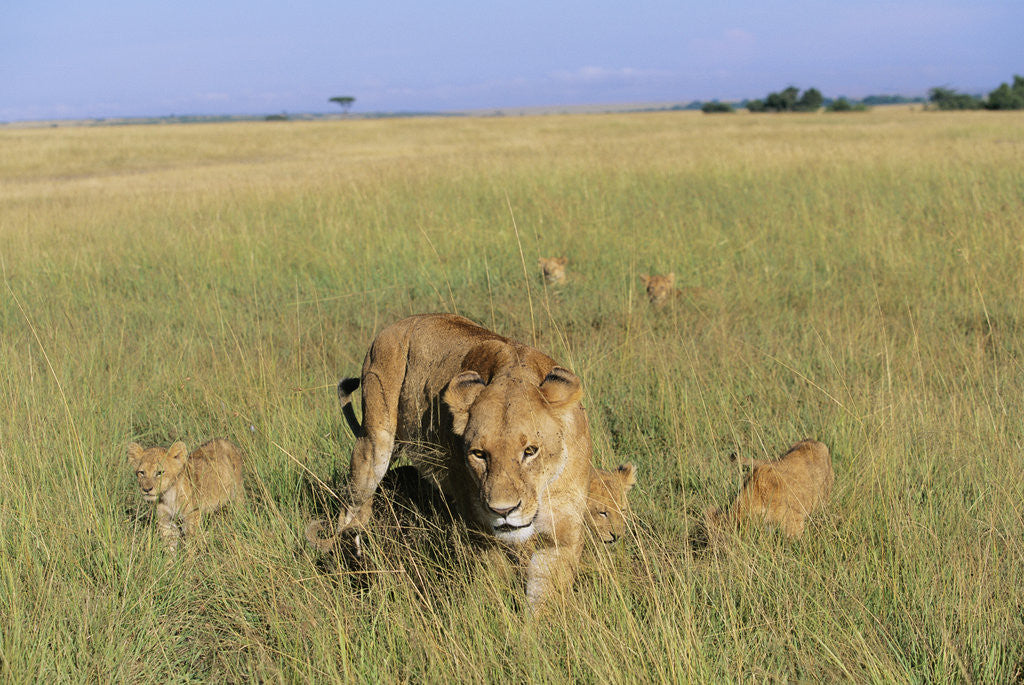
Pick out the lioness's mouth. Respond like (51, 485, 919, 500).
(493, 514, 537, 533)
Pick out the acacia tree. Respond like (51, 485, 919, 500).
(329, 96, 356, 114)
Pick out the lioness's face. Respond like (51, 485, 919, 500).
(126, 442, 187, 502)
(445, 368, 582, 544)
(587, 464, 637, 543)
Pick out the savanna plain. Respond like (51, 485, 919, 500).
(1, 108, 1022, 682)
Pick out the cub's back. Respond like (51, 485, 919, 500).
(187, 438, 244, 508)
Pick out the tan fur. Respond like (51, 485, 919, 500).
(706, 440, 833, 540)
(127, 438, 244, 551)
(538, 256, 569, 285)
(306, 313, 593, 609)
(587, 464, 637, 543)
(639, 272, 679, 305)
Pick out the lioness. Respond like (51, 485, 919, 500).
(335, 376, 631, 545)
(705, 440, 833, 540)
(538, 256, 569, 285)
(127, 438, 244, 551)
(587, 464, 637, 543)
(307, 313, 593, 608)
(639, 273, 679, 305)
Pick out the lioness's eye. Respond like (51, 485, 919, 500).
(600, 511, 609, 518)
(469, 449, 488, 461)
(136, 470, 143, 477)
(155, 471, 164, 477)
(523, 445, 538, 459)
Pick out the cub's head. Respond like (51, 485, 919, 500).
(444, 365, 583, 543)
(126, 442, 187, 502)
(639, 272, 677, 305)
(587, 464, 637, 543)
(538, 256, 569, 285)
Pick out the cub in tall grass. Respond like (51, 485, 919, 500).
(587, 464, 637, 544)
(127, 438, 244, 551)
(538, 256, 569, 285)
(639, 272, 679, 305)
(705, 440, 833, 540)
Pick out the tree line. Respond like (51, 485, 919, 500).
(929, 75, 1024, 110)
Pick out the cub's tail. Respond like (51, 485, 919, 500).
(337, 377, 365, 438)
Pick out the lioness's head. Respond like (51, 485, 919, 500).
(639, 272, 677, 305)
(538, 256, 569, 285)
(588, 464, 637, 543)
(126, 442, 187, 502)
(443, 365, 583, 543)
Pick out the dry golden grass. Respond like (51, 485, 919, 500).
(1, 107, 1022, 680)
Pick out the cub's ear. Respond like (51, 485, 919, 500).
(616, 463, 637, 491)
(557, 256, 568, 265)
(639, 273, 650, 286)
(537, 257, 546, 266)
(539, 367, 582, 409)
(167, 442, 189, 461)
(666, 272, 676, 285)
(444, 371, 487, 435)
(126, 442, 144, 466)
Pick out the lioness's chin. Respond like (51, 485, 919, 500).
(141, 494, 158, 502)
(493, 522, 536, 544)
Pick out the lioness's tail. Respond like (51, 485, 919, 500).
(337, 377, 365, 438)
(304, 518, 339, 553)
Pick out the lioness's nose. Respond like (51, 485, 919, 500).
(488, 501, 521, 517)
(141, 484, 152, 492)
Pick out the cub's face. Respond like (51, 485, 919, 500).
(444, 367, 583, 544)
(639, 273, 676, 304)
(126, 442, 187, 502)
(587, 464, 637, 543)
(538, 256, 568, 285)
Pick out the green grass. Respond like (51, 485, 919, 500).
(1, 108, 1022, 681)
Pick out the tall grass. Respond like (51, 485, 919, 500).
(1, 108, 1022, 681)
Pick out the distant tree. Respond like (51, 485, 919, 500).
(984, 75, 1024, 110)
(329, 96, 356, 114)
(928, 87, 982, 110)
(745, 98, 766, 113)
(794, 87, 823, 112)
(862, 94, 925, 105)
(701, 101, 734, 113)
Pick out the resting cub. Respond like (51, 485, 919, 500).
(538, 256, 569, 285)
(587, 464, 637, 543)
(639, 272, 679, 305)
(127, 438, 244, 551)
(706, 440, 833, 539)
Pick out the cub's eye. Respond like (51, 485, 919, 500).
(599, 511, 609, 518)
(136, 470, 144, 477)
(468, 449, 488, 462)
(522, 445, 538, 460)
(155, 471, 164, 477)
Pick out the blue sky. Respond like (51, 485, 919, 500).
(3, 0, 1022, 120)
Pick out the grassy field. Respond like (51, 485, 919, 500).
(1, 107, 1022, 681)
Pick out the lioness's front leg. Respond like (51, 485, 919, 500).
(342, 428, 395, 528)
(525, 518, 584, 610)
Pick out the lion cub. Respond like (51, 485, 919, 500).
(587, 464, 637, 543)
(127, 438, 244, 551)
(706, 440, 833, 540)
(639, 272, 679, 305)
(539, 256, 569, 285)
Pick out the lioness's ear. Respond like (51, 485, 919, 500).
(539, 367, 582, 408)
(639, 273, 650, 286)
(126, 442, 143, 466)
(167, 442, 188, 461)
(444, 371, 486, 435)
(666, 272, 676, 285)
(558, 256, 568, 265)
(617, 463, 637, 491)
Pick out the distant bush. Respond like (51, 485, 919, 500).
(985, 75, 1024, 110)
(862, 94, 925, 105)
(826, 97, 869, 113)
(747, 86, 823, 112)
(928, 87, 983, 110)
(265, 114, 289, 121)
(701, 101, 734, 114)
